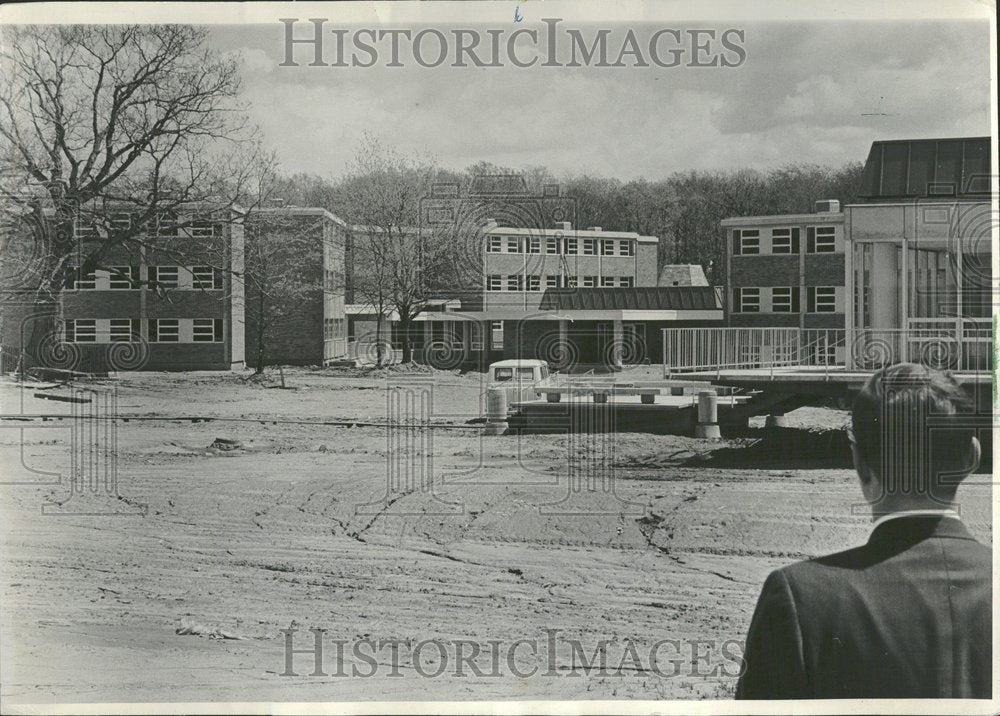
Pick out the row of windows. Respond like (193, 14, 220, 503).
(733, 287, 838, 313)
(64, 318, 225, 343)
(74, 216, 217, 239)
(323, 317, 346, 340)
(486, 235, 635, 257)
(67, 266, 223, 291)
(486, 275, 635, 291)
(733, 226, 837, 255)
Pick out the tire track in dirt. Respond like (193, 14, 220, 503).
(633, 485, 743, 582)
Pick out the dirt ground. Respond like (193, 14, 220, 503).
(0, 367, 992, 706)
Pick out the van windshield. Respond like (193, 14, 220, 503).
(517, 367, 535, 380)
(494, 367, 513, 381)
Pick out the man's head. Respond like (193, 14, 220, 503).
(850, 362, 980, 512)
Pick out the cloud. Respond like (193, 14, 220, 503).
(221, 19, 991, 179)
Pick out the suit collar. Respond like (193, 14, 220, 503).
(867, 513, 976, 545)
(872, 509, 959, 531)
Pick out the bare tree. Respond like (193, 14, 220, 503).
(0, 25, 267, 367)
(340, 136, 446, 364)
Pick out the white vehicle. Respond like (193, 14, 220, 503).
(487, 359, 550, 404)
(488, 359, 549, 384)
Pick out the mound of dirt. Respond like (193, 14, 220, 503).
(687, 427, 853, 468)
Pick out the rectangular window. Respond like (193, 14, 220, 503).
(734, 229, 760, 255)
(566, 276, 578, 288)
(618, 240, 634, 256)
(487, 274, 503, 291)
(192, 266, 222, 290)
(69, 268, 97, 290)
(148, 266, 179, 289)
(526, 275, 541, 292)
(526, 236, 541, 254)
(545, 236, 560, 254)
(110, 318, 141, 342)
(148, 318, 179, 343)
(507, 274, 523, 292)
(73, 221, 98, 240)
(505, 237, 521, 254)
(109, 266, 138, 290)
(600, 276, 615, 287)
(582, 239, 597, 256)
(734, 287, 760, 313)
(582, 275, 597, 288)
(771, 287, 800, 313)
(110, 214, 131, 233)
(469, 322, 484, 350)
(564, 238, 578, 255)
(545, 275, 561, 289)
(807, 286, 837, 313)
(486, 235, 503, 253)
(491, 320, 504, 347)
(65, 319, 96, 343)
(807, 226, 836, 253)
(618, 276, 634, 288)
(601, 239, 614, 256)
(193, 318, 223, 342)
(157, 214, 177, 237)
(189, 221, 215, 238)
(771, 228, 800, 254)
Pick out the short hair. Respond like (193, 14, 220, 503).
(852, 363, 976, 498)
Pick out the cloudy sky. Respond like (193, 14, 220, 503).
(208, 15, 992, 180)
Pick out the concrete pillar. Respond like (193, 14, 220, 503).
(765, 414, 789, 428)
(612, 319, 624, 369)
(483, 388, 508, 435)
(695, 390, 721, 439)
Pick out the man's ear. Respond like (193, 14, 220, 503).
(851, 442, 873, 484)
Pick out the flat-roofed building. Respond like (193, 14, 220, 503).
(0, 203, 248, 372)
(243, 207, 348, 368)
(721, 201, 846, 330)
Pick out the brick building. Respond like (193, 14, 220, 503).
(715, 136, 991, 371)
(243, 207, 348, 368)
(357, 222, 723, 369)
(0, 203, 248, 372)
(721, 201, 847, 330)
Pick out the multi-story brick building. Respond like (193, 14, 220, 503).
(716, 136, 991, 371)
(342, 219, 723, 369)
(407, 222, 723, 369)
(243, 207, 348, 368)
(43, 203, 246, 372)
(721, 201, 847, 330)
(481, 222, 659, 308)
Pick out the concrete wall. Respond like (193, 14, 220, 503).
(636, 242, 658, 286)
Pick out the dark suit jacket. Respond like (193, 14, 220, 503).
(736, 515, 992, 699)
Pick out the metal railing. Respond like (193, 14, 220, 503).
(662, 322, 991, 376)
(850, 325, 991, 372)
